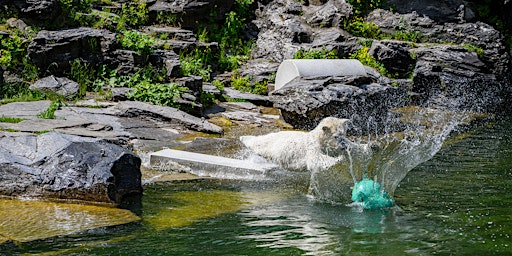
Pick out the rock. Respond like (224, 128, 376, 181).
(142, 26, 196, 42)
(9, 0, 59, 23)
(223, 88, 273, 107)
(0, 100, 51, 119)
(251, 0, 313, 61)
(0, 132, 142, 204)
(237, 59, 280, 84)
(115, 101, 223, 134)
(303, 0, 352, 27)
(270, 76, 407, 132)
(27, 27, 117, 75)
(385, 0, 475, 23)
(29, 76, 80, 100)
(148, 50, 181, 79)
(105, 50, 146, 76)
(411, 45, 505, 112)
(110, 87, 135, 101)
(148, 0, 234, 30)
(368, 40, 416, 77)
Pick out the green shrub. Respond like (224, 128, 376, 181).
(127, 82, 185, 107)
(117, 30, 156, 55)
(350, 46, 389, 77)
(231, 76, 268, 95)
(347, 0, 384, 17)
(116, 1, 148, 31)
(462, 44, 484, 58)
(211, 80, 225, 92)
(69, 59, 97, 96)
(180, 48, 213, 81)
(343, 17, 381, 39)
(294, 48, 338, 59)
(392, 29, 423, 42)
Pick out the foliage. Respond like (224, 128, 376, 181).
(350, 46, 389, 77)
(117, 30, 156, 55)
(231, 76, 268, 95)
(37, 100, 62, 119)
(0, 90, 43, 105)
(343, 17, 381, 39)
(462, 44, 485, 58)
(116, 1, 148, 31)
(294, 48, 338, 59)
(180, 48, 213, 81)
(69, 59, 97, 96)
(392, 29, 422, 43)
(0, 116, 25, 123)
(0, 27, 40, 99)
(156, 11, 180, 27)
(56, 0, 93, 27)
(127, 82, 185, 107)
(347, 0, 384, 17)
(219, 41, 253, 71)
(211, 80, 225, 92)
(206, 0, 255, 73)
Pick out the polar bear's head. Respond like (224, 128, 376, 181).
(312, 117, 351, 156)
(313, 117, 350, 139)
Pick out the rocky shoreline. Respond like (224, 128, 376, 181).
(0, 0, 511, 204)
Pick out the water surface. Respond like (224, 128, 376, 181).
(1, 117, 511, 255)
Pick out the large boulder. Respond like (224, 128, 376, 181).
(411, 45, 505, 112)
(0, 132, 142, 204)
(148, 0, 234, 30)
(3, 0, 60, 23)
(270, 75, 407, 132)
(384, 0, 475, 23)
(27, 27, 118, 75)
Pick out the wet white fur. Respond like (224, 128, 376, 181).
(240, 117, 351, 172)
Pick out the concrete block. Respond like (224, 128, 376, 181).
(274, 59, 367, 91)
(149, 149, 280, 180)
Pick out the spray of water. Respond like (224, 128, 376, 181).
(308, 107, 473, 205)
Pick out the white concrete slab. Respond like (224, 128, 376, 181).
(274, 59, 367, 91)
(149, 149, 280, 180)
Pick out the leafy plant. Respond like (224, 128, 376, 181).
(231, 76, 268, 95)
(69, 59, 97, 96)
(180, 48, 213, 81)
(38, 100, 62, 119)
(294, 48, 338, 59)
(211, 80, 225, 92)
(343, 17, 382, 39)
(392, 29, 423, 42)
(462, 44, 484, 58)
(117, 30, 156, 55)
(347, 0, 384, 17)
(350, 46, 389, 77)
(116, 1, 148, 31)
(127, 82, 185, 107)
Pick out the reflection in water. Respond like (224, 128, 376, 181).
(0, 198, 140, 243)
(239, 193, 405, 255)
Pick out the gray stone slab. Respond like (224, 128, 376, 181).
(150, 149, 280, 180)
(274, 59, 367, 90)
(0, 101, 51, 119)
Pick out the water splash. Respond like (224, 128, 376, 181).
(308, 107, 474, 205)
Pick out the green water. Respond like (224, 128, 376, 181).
(1, 117, 511, 255)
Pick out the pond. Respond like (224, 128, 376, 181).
(1, 117, 511, 255)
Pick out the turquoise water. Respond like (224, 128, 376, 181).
(1, 117, 511, 255)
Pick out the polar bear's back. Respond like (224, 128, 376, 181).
(240, 131, 312, 171)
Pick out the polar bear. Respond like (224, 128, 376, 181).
(240, 117, 363, 172)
